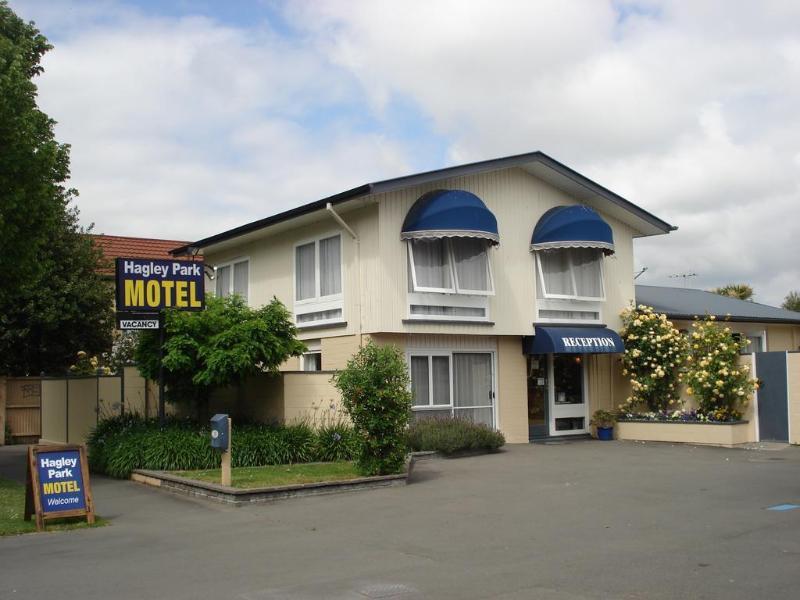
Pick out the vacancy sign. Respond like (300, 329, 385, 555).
(115, 258, 205, 312)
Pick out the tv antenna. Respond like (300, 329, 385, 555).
(669, 273, 697, 288)
(634, 267, 648, 280)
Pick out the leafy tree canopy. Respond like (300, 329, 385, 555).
(782, 291, 800, 312)
(710, 283, 753, 301)
(0, 2, 113, 375)
(135, 295, 306, 418)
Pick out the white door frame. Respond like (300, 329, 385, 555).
(547, 353, 590, 436)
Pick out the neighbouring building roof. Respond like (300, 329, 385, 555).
(92, 234, 194, 277)
(635, 285, 800, 325)
(172, 150, 676, 256)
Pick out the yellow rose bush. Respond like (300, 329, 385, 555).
(683, 316, 757, 422)
(619, 304, 688, 412)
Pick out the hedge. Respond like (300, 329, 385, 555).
(406, 417, 505, 456)
(87, 415, 359, 479)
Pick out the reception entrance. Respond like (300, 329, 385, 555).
(528, 354, 587, 439)
(523, 325, 624, 441)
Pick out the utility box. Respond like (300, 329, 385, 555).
(210, 414, 230, 451)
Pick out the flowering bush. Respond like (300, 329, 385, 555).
(69, 351, 111, 376)
(619, 304, 688, 412)
(684, 316, 757, 421)
(618, 409, 740, 423)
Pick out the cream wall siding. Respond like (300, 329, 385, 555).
(370, 167, 635, 336)
(767, 325, 800, 352)
(204, 203, 379, 340)
(321, 335, 362, 370)
(497, 336, 529, 443)
(788, 353, 800, 445)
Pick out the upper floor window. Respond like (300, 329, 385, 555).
(295, 234, 342, 301)
(535, 248, 604, 301)
(408, 238, 494, 295)
(294, 234, 343, 327)
(215, 258, 249, 303)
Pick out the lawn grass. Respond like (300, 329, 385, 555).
(0, 477, 105, 536)
(172, 462, 363, 489)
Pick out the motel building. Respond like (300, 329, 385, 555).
(173, 152, 676, 444)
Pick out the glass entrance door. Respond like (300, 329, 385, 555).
(527, 355, 549, 439)
(550, 354, 587, 434)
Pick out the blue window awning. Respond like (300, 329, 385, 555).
(522, 326, 624, 354)
(401, 189, 499, 245)
(530, 205, 614, 254)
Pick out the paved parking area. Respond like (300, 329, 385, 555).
(1, 440, 800, 599)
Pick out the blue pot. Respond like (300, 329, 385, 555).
(597, 426, 614, 441)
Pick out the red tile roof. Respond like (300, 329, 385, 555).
(91, 234, 195, 276)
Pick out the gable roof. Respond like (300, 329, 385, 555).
(92, 234, 194, 276)
(635, 285, 800, 325)
(172, 151, 676, 255)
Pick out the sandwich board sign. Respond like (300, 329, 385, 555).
(25, 445, 95, 531)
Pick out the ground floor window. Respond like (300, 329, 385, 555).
(409, 351, 494, 427)
(301, 339, 322, 371)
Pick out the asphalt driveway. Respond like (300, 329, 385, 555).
(1, 440, 799, 599)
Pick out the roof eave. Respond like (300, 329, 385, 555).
(661, 313, 800, 326)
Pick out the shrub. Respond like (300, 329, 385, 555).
(406, 417, 505, 456)
(684, 316, 758, 421)
(332, 342, 412, 476)
(590, 410, 617, 429)
(87, 414, 359, 478)
(619, 304, 688, 412)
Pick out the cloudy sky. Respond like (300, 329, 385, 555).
(12, 0, 800, 305)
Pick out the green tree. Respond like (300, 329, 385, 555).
(135, 295, 305, 419)
(332, 341, 411, 475)
(0, 3, 113, 375)
(782, 291, 800, 312)
(711, 283, 753, 301)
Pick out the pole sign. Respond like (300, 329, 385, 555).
(115, 258, 205, 312)
(25, 445, 95, 531)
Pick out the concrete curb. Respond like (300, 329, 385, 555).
(131, 458, 414, 506)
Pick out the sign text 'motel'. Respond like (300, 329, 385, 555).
(115, 258, 205, 312)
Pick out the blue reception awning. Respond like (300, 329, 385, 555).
(530, 205, 614, 254)
(522, 326, 624, 354)
(401, 189, 499, 245)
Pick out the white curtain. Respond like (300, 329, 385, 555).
(452, 353, 493, 427)
(431, 356, 450, 405)
(452, 239, 490, 291)
(215, 265, 230, 297)
(571, 249, 603, 298)
(233, 261, 248, 302)
(410, 356, 430, 407)
(539, 250, 574, 296)
(411, 239, 451, 289)
(295, 242, 315, 300)
(319, 235, 342, 296)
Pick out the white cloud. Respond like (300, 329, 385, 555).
(12, 0, 800, 305)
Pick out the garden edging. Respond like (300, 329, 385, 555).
(131, 458, 415, 505)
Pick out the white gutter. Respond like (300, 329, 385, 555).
(326, 203, 359, 240)
(326, 203, 363, 346)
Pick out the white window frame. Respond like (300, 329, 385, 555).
(301, 339, 322, 371)
(407, 349, 497, 428)
(214, 257, 250, 303)
(536, 299, 604, 325)
(535, 249, 606, 302)
(407, 239, 495, 296)
(293, 232, 344, 327)
(407, 292, 490, 322)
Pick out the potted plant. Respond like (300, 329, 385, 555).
(590, 409, 617, 441)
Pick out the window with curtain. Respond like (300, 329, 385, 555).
(294, 234, 344, 326)
(409, 352, 494, 428)
(408, 238, 492, 294)
(215, 259, 248, 302)
(536, 249, 604, 300)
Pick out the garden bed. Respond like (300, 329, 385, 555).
(616, 420, 754, 447)
(131, 458, 415, 505)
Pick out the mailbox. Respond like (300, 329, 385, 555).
(210, 414, 230, 451)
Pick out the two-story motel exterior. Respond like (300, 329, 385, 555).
(174, 152, 675, 444)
